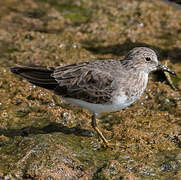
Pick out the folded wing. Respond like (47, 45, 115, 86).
(53, 61, 115, 104)
(11, 61, 116, 104)
(10, 65, 57, 90)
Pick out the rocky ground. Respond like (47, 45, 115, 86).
(0, 0, 181, 179)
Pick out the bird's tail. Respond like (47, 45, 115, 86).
(10, 65, 58, 90)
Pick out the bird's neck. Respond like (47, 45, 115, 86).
(127, 71, 148, 100)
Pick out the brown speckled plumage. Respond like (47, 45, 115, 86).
(10, 47, 176, 146)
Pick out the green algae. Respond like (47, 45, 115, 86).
(35, 0, 93, 25)
(0, 0, 181, 179)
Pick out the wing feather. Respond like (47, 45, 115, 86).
(53, 61, 116, 104)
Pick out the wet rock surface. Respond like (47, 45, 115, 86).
(0, 0, 181, 179)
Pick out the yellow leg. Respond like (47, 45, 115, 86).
(91, 113, 109, 147)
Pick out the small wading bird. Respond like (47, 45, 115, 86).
(11, 47, 176, 147)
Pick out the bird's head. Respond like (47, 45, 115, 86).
(125, 47, 175, 75)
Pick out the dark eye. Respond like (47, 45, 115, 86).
(145, 57, 151, 62)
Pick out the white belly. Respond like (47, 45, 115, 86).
(63, 93, 134, 113)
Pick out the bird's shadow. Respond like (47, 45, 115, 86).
(0, 122, 93, 138)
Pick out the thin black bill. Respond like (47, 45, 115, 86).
(158, 63, 176, 75)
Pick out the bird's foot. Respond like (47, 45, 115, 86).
(99, 138, 127, 149)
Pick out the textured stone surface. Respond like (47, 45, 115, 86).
(0, 0, 181, 179)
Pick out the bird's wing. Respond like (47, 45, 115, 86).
(53, 61, 116, 104)
(11, 65, 57, 90)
